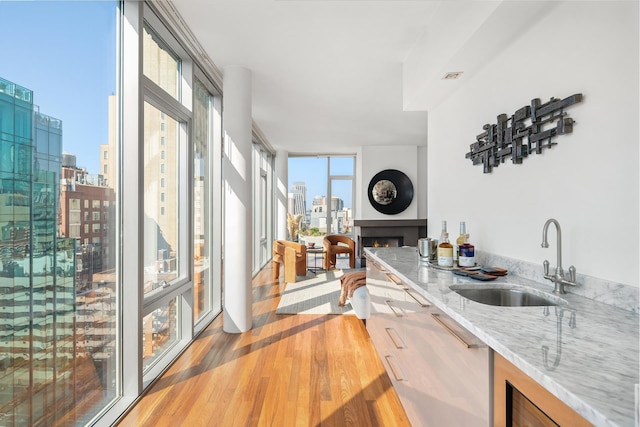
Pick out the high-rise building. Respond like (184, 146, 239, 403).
(59, 158, 116, 291)
(0, 77, 108, 425)
(99, 94, 117, 189)
(289, 181, 306, 217)
(309, 195, 345, 233)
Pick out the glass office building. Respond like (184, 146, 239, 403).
(0, 77, 89, 425)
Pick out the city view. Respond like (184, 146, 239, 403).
(0, 2, 187, 424)
(0, 3, 354, 424)
(0, 75, 119, 424)
(287, 157, 354, 243)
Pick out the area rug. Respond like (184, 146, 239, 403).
(276, 269, 363, 315)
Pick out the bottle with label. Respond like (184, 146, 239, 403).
(458, 232, 476, 268)
(455, 221, 466, 266)
(439, 220, 447, 240)
(437, 231, 454, 267)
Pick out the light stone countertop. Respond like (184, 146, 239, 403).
(364, 246, 639, 427)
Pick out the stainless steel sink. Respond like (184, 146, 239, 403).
(449, 284, 565, 307)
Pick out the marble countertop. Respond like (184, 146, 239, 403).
(364, 246, 639, 427)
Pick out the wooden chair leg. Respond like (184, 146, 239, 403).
(285, 247, 297, 283)
(273, 261, 281, 281)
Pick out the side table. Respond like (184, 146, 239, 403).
(306, 247, 325, 274)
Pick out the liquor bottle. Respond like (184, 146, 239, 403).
(458, 232, 476, 268)
(437, 232, 454, 267)
(439, 220, 447, 242)
(455, 221, 466, 266)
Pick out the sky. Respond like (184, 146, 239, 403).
(0, 1, 353, 210)
(288, 156, 353, 209)
(0, 1, 117, 174)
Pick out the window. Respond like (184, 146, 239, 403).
(144, 100, 180, 289)
(143, 25, 179, 99)
(192, 75, 222, 323)
(0, 2, 118, 425)
(288, 155, 355, 238)
(252, 144, 273, 273)
(0, 1, 226, 424)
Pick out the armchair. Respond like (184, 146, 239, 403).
(323, 235, 356, 270)
(272, 240, 307, 283)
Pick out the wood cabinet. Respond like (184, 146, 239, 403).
(494, 352, 592, 427)
(366, 258, 491, 427)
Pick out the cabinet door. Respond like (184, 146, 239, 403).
(494, 352, 591, 427)
(365, 260, 490, 427)
(397, 306, 490, 427)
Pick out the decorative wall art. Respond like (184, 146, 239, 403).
(367, 169, 413, 215)
(465, 93, 583, 173)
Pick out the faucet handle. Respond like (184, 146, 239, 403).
(568, 265, 576, 282)
(543, 259, 550, 276)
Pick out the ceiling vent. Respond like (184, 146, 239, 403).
(442, 71, 463, 80)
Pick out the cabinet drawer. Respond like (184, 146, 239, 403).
(399, 307, 490, 427)
(368, 304, 490, 426)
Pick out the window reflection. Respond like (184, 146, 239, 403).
(0, 2, 118, 424)
(193, 80, 211, 320)
(142, 299, 178, 370)
(143, 102, 180, 291)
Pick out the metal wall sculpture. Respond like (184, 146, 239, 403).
(465, 93, 583, 173)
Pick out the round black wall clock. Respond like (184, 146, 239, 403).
(367, 169, 413, 215)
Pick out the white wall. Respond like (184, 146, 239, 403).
(427, 2, 639, 287)
(358, 145, 426, 220)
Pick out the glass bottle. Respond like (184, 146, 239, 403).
(437, 232, 454, 267)
(439, 220, 448, 242)
(458, 232, 476, 268)
(455, 221, 466, 266)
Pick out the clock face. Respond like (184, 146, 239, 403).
(367, 169, 413, 215)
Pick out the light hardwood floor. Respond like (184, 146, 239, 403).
(117, 263, 410, 426)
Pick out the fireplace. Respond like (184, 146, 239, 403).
(354, 219, 427, 265)
(361, 236, 403, 248)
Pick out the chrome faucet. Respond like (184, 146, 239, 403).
(541, 218, 577, 294)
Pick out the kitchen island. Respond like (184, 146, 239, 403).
(364, 246, 639, 427)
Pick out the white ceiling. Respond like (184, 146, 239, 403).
(172, 0, 527, 153)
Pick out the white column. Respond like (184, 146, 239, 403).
(223, 66, 253, 333)
(275, 150, 289, 241)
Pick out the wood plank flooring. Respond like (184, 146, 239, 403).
(117, 264, 410, 426)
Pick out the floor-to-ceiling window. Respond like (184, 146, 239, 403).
(0, 2, 119, 425)
(140, 2, 223, 384)
(0, 1, 224, 424)
(252, 143, 273, 274)
(192, 71, 223, 330)
(287, 155, 355, 243)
